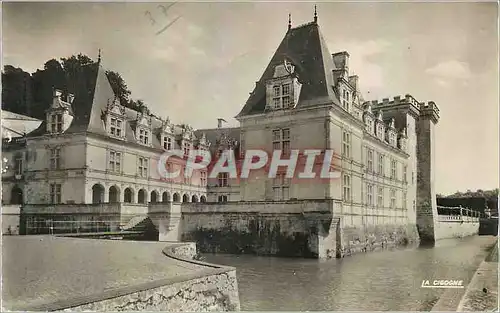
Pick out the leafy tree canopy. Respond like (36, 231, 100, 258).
(2, 53, 150, 119)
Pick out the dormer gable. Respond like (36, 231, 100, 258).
(103, 96, 126, 139)
(265, 59, 302, 111)
(375, 110, 385, 140)
(196, 133, 211, 151)
(179, 124, 194, 156)
(159, 117, 176, 150)
(135, 112, 152, 146)
(46, 89, 75, 134)
(363, 102, 375, 134)
(386, 118, 397, 147)
(398, 127, 408, 152)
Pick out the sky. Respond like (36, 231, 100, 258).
(2, 1, 498, 195)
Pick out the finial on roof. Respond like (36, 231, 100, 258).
(314, 5, 318, 23)
(288, 13, 292, 31)
(98, 49, 102, 64)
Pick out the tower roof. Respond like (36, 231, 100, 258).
(237, 21, 340, 117)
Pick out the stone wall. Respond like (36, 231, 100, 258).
(49, 243, 240, 312)
(178, 201, 419, 259)
(2, 204, 21, 235)
(434, 220, 480, 240)
(339, 223, 419, 256)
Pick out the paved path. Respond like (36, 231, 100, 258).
(1, 236, 207, 311)
(456, 240, 498, 312)
(430, 236, 497, 311)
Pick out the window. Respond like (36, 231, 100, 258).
(390, 189, 396, 209)
(272, 83, 292, 109)
(366, 118, 373, 133)
(389, 132, 396, 146)
(50, 148, 61, 170)
(273, 173, 290, 201)
(412, 171, 415, 184)
(110, 118, 123, 137)
(240, 134, 245, 158)
(109, 151, 121, 173)
(378, 153, 384, 175)
(342, 89, 350, 111)
(200, 171, 207, 186)
(138, 157, 148, 178)
(343, 174, 351, 201)
(367, 149, 373, 172)
(218, 195, 228, 202)
(391, 159, 397, 179)
(377, 186, 384, 207)
(377, 124, 384, 139)
(272, 128, 291, 156)
(163, 136, 172, 150)
(50, 114, 63, 133)
(183, 141, 191, 156)
(15, 156, 23, 175)
(403, 192, 407, 209)
(367, 184, 373, 206)
(50, 183, 62, 204)
(342, 131, 351, 158)
(218, 172, 228, 187)
(138, 129, 149, 145)
(403, 165, 407, 183)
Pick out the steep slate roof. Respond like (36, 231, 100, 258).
(25, 61, 198, 151)
(237, 21, 341, 117)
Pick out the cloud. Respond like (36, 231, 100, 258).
(425, 60, 471, 85)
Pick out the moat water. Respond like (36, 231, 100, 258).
(203, 236, 495, 311)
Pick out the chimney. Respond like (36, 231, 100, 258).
(67, 93, 75, 104)
(53, 89, 62, 99)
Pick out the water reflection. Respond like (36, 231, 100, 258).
(204, 236, 495, 311)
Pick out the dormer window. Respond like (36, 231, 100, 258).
(163, 136, 173, 150)
(388, 132, 396, 146)
(50, 114, 63, 133)
(110, 118, 123, 137)
(138, 128, 149, 145)
(273, 83, 291, 109)
(365, 117, 374, 134)
(376, 124, 384, 140)
(183, 141, 191, 156)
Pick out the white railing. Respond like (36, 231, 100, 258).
(437, 205, 482, 223)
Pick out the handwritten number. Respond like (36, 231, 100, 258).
(145, 11, 156, 25)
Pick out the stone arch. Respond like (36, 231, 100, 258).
(150, 190, 159, 203)
(124, 187, 134, 203)
(162, 191, 171, 203)
(191, 195, 199, 203)
(182, 193, 189, 203)
(11, 185, 23, 205)
(138, 189, 147, 204)
(200, 195, 207, 203)
(92, 183, 105, 204)
(109, 185, 120, 203)
(172, 192, 180, 203)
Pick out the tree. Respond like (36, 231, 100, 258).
(3, 53, 150, 119)
(106, 70, 131, 105)
(1, 65, 33, 115)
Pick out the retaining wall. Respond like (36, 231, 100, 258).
(50, 242, 241, 312)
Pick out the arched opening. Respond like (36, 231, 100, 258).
(182, 194, 189, 203)
(138, 189, 147, 204)
(150, 190, 158, 203)
(191, 195, 199, 203)
(200, 195, 207, 203)
(162, 191, 170, 203)
(11, 186, 23, 205)
(172, 193, 180, 203)
(109, 186, 120, 203)
(124, 188, 134, 203)
(92, 184, 105, 204)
